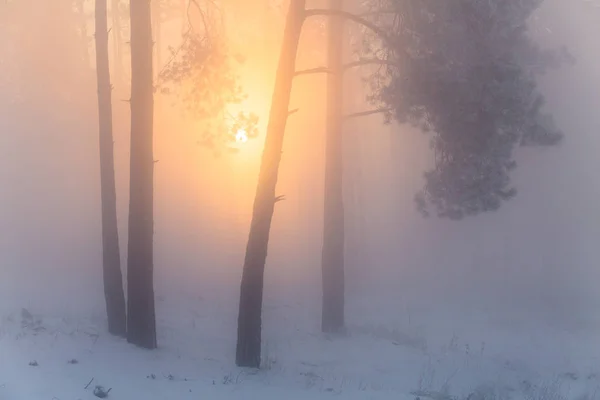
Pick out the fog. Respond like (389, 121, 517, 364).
(2, 0, 600, 386)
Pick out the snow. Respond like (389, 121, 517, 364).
(2, 280, 600, 400)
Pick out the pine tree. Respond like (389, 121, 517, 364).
(127, 0, 157, 349)
(94, 0, 127, 337)
(366, 0, 567, 219)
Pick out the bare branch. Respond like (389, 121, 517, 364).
(344, 108, 392, 120)
(294, 67, 333, 77)
(189, 0, 212, 40)
(343, 58, 398, 71)
(288, 108, 300, 116)
(274, 195, 286, 203)
(84, 378, 94, 389)
(304, 9, 390, 42)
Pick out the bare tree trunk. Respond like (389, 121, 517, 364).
(321, 0, 345, 334)
(236, 0, 306, 368)
(95, 0, 127, 338)
(127, 0, 157, 350)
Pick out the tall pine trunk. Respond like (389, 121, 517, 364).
(321, 0, 345, 333)
(127, 0, 157, 350)
(236, 0, 306, 368)
(95, 0, 127, 337)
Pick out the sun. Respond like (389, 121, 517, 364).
(235, 128, 248, 144)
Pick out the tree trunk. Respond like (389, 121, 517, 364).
(321, 0, 345, 334)
(95, 0, 127, 338)
(127, 0, 157, 350)
(236, 0, 306, 368)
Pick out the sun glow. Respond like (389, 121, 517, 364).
(235, 128, 249, 143)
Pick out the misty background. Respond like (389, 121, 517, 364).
(1, 0, 600, 374)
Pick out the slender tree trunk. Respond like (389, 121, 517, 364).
(95, 0, 127, 338)
(236, 0, 306, 368)
(321, 0, 345, 334)
(127, 0, 157, 350)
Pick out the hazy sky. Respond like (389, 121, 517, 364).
(1, 0, 600, 344)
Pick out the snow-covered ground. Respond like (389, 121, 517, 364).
(2, 276, 600, 400)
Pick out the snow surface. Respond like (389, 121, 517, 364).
(2, 281, 600, 400)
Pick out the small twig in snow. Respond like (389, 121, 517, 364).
(84, 377, 94, 389)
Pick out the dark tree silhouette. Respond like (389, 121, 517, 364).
(297, 0, 392, 334)
(94, 0, 127, 337)
(127, 0, 157, 349)
(236, 0, 307, 368)
(365, 0, 568, 219)
(233, 0, 389, 363)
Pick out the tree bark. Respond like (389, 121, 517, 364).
(127, 0, 157, 350)
(236, 0, 306, 368)
(321, 0, 345, 334)
(95, 0, 127, 338)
